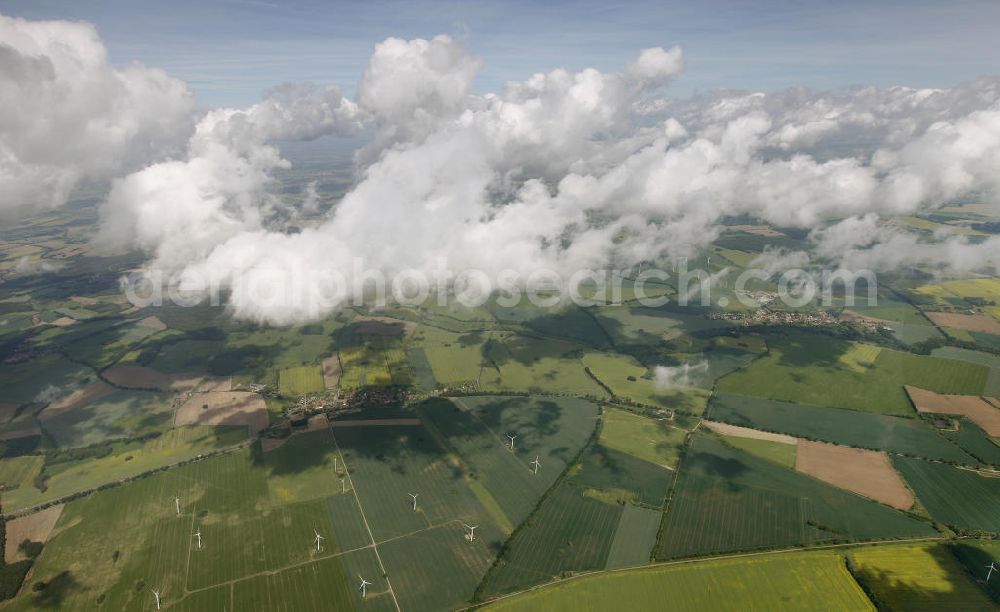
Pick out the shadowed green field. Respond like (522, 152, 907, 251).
(850, 544, 995, 611)
(656, 435, 935, 560)
(718, 333, 988, 416)
(708, 393, 976, 464)
(893, 457, 1000, 533)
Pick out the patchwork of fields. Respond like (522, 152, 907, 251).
(717, 333, 988, 416)
(656, 435, 935, 560)
(708, 393, 978, 464)
(5, 202, 1000, 611)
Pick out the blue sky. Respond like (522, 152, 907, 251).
(3, 0, 999, 108)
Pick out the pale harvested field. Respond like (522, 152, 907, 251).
(351, 315, 416, 338)
(926, 311, 1000, 335)
(322, 356, 342, 389)
(331, 418, 422, 428)
(39, 381, 115, 420)
(40, 316, 76, 327)
(0, 402, 19, 423)
(137, 315, 167, 331)
(68, 295, 98, 306)
(103, 365, 203, 392)
(796, 440, 913, 510)
(729, 224, 784, 237)
(4, 505, 63, 563)
(905, 385, 1000, 436)
(175, 391, 268, 436)
(702, 420, 798, 444)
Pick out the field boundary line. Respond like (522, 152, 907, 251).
(374, 519, 465, 547)
(328, 429, 402, 612)
(177, 542, 376, 598)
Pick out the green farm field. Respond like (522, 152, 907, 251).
(40, 388, 175, 448)
(656, 435, 935, 560)
(336, 337, 413, 389)
(593, 305, 734, 346)
(931, 347, 1000, 397)
(718, 435, 797, 468)
(708, 393, 977, 464)
(479, 335, 606, 396)
(3, 425, 247, 512)
(598, 407, 687, 468)
(604, 505, 662, 569)
(485, 550, 874, 611)
(717, 333, 988, 416)
(331, 420, 506, 610)
(949, 540, 1000, 602)
(0, 354, 93, 405)
(418, 396, 599, 529)
(278, 365, 325, 396)
(850, 544, 995, 611)
(479, 443, 672, 597)
(0, 455, 43, 490)
(10, 431, 370, 611)
(940, 420, 1000, 467)
(893, 457, 1000, 533)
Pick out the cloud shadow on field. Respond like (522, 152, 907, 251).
(685, 449, 750, 481)
(850, 544, 998, 609)
(25, 570, 81, 609)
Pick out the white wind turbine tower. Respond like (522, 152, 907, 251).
(174, 497, 180, 515)
(340, 477, 346, 493)
(193, 529, 202, 549)
(408, 492, 418, 511)
(506, 434, 516, 451)
(358, 576, 372, 599)
(313, 529, 324, 552)
(530, 456, 540, 475)
(152, 589, 161, 610)
(986, 561, 997, 582)
(461, 523, 478, 542)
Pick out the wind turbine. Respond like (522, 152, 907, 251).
(530, 456, 540, 475)
(193, 529, 202, 549)
(506, 434, 516, 451)
(152, 589, 161, 610)
(987, 561, 997, 582)
(313, 529, 324, 552)
(174, 497, 180, 515)
(340, 477, 346, 494)
(461, 523, 478, 542)
(358, 576, 371, 599)
(333, 456, 338, 472)
(408, 492, 418, 511)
